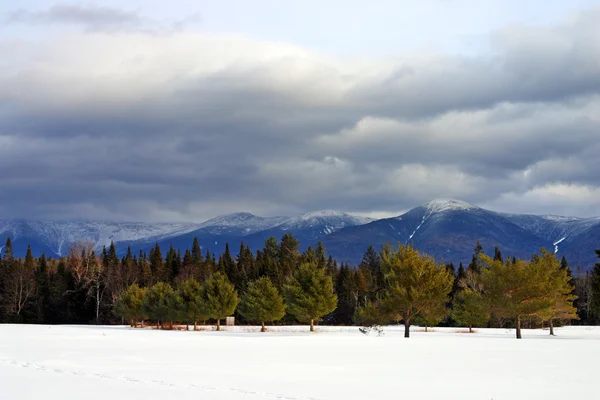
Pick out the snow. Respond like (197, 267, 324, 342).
(553, 237, 566, 253)
(424, 199, 477, 213)
(198, 213, 289, 234)
(0, 221, 202, 256)
(1, 324, 599, 400)
(408, 215, 427, 242)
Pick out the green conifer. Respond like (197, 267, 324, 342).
(283, 262, 337, 332)
(238, 277, 285, 332)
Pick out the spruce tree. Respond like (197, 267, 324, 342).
(588, 250, 600, 320)
(358, 245, 382, 300)
(283, 262, 337, 332)
(468, 240, 484, 273)
(238, 277, 285, 332)
(203, 272, 238, 331)
(150, 244, 165, 283)
(279, 233, 300, 281)
(115, 284, 147, 327)
(191, 237, 203, 266)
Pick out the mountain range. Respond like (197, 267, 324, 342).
(1, 199, 599, 270)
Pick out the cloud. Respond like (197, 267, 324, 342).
(0, 8, 599, 221)
(5, 3, 200, 33)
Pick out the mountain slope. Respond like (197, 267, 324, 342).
(323, 200, 600, 268)
(1, 201, 598, 270)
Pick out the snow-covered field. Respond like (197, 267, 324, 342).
(1, 324, 599, 400)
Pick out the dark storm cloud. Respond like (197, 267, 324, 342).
(1, 8, 600, 221)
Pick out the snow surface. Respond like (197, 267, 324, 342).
(1, 324, 599, 400)
(424, 199, 477, 213)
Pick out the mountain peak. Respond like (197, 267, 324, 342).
(423, 199, 477, 213)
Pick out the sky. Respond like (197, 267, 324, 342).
(1, 1, 600, 222)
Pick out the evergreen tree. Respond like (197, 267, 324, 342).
(261, 237, 282, 288)
(283, 262, 337, 332)
(142, 282, 178, 329)
(114, 284, 147, 327)
(279, 233, 300, 282)
(377, 244, 454, 338)
(149, 244, 165, 283)
(588, 250, 600, 320)
(493, 247, 503, 262)
(238, 277, 285, 332)
(452, 289, 490, 332)
(334, 265, 359, 324)
(482, 254, 556, 339)
(3, 237, 14, 262)
(179, 278, 209, 330)
(221, 243, 239, 287)
(468, 240, 484, 274)
(203, 272, 239, 331)
(358, 245, 382, 300)
(34, 254, 51, 323)
(191, 237, 203, 266)
(532, 249, 578, 335)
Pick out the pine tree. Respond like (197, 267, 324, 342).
(531, 249, 578, 335)
(178, 278, 209, 330)
(203, 272, 238, 331)
(283, 262, 337, 332)
(115, 284, 147, 327)
(482, 254, 556, 339)
(452, 289, 490, 333)
(238, 277, 285, 332)
(376, 244, 454, 338)
(142, 282, 178, 329)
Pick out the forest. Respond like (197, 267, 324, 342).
(1, 233, 599, 339)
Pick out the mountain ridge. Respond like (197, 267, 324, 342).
(1, 200, 599, 269)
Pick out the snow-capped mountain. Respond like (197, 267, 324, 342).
(1, 200, 598, 269)
(0, 211, 373, 258)
(323, 199, 600, 269)
(0, 220, 202, 257)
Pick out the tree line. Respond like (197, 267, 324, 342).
(1, 234, 599, 339)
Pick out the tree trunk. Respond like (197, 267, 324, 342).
(516, 316, 522, 339)
(549, 319, 555, 336)
(194, 321, 197, 331)
(404, 321, 410, 338)
(424, 325, 428, 333)
(156, 321, 160, 330)
(130, 319, 134, 328)
(261, 321, 266, 333)
(217, 319, 221, 331)
(469, 325, 473, 333)
(95, 282, 100, 324)
(310, 319, 314, 332)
